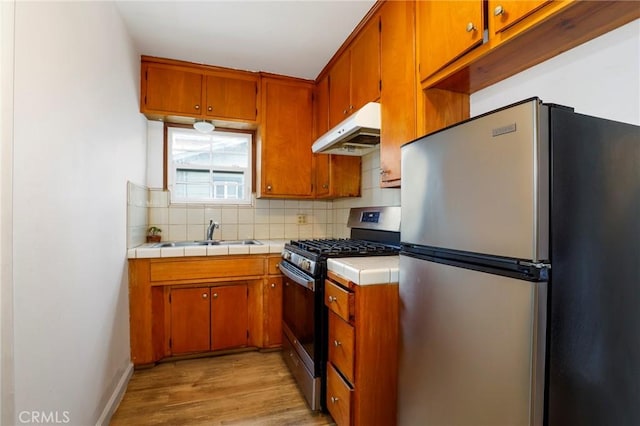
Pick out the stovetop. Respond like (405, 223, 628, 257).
(289, 238, 399, 256)
(283, 238, 400, 277)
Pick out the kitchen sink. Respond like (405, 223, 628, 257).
(153, 239, 262, 248)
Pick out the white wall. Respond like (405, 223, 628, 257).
(11, 2, 146, 425)
(1, 2, 16, 424)
(471, 20, 640, 125)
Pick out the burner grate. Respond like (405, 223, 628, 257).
(291, 238, 399, 256)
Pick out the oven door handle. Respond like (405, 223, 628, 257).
(279, 262, 316, 291)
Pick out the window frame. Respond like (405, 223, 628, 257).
(163, 123, 256, 205)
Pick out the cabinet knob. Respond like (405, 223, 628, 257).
(202, 293, 208, 299)
(322, 183, 328, 189)
(213, 293, 218, 298)
(266, 185, 272, 191)
(331, 396, 339, 404)
(494, 5, 504, 16)
(466, 22, 477, 32)
(349, 104, 354, 110)
(380, 169, 388, 175)
(328, 295, 336, 303)
(207, 106, 212, 111)
(343, 109, 348, 115)
(194, 104, 200, 110)
(333, 340, 341, 347)
(271, 283, 276, 288)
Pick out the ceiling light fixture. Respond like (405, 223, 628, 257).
(193, 119, 215, 133)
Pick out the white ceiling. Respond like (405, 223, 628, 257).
(115, 0, 377, 81)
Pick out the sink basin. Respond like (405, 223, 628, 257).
(153, 239, 262, 248)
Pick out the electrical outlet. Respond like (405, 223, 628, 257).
(297, 214, 307, 224)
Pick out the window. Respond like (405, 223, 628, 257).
(167, 126, 252, 204)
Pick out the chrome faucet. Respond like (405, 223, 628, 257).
(206, 219, 220, 241)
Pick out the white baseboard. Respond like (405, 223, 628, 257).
(95, 362, 133, 426)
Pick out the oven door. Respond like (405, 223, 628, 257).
(280, 261, 319, 375)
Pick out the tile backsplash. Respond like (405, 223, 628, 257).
(127, 181, 149, 248)
(148, 194, 334, 242)
(129, 150, 401, 247)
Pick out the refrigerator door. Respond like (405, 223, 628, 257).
(398, 254, 547, 426)
(401, 98, 549, 261)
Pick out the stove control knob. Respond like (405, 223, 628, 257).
(282, 251, 292, 261)
(301, 260, 311, 271)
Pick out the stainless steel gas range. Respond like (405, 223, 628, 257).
(279, 206, 401, 410)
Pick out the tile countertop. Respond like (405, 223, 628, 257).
(127, 240, 287, 259)
(327, 256, 399, 286)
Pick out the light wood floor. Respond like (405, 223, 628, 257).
(110, 350, 335, 426)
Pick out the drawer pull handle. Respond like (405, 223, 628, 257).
(328, 296, 337, 303)
(334, 340, 341, 347)
(331, 396, 339, 404)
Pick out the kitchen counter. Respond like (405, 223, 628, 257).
(327, 255, 399, 285)
(127, 239, 287, 258)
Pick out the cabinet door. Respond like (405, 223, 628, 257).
(350, 15, 381, 112)
(328, 52, 352, 128)
(417, 1, 484, 81)
(380, 0, 417, 186)
(314, 75, 331, 198)
(264, 277, 283, 347)
(143, 63, 203, 116)
(170, 287, 210, 355)
(489, 0, 549, 35)
(205, 75, 257, 121)
(260, 78, 314, 198)
(211, 284, 248, 350)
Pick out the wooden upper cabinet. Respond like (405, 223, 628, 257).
(205, 74, 257, 121)
(141, 57, 259, 123)
(379, 0, 417, 187)
(328, 52, 352, 127)
(143, 63, 204, 116)
(328, 16, 381, 128)
(314, 76, 361, 199)
(489, 0, 550, 35)
(259, 76, 314, 198)
(350, 16, 381, 113)
(418, 1, 484, 82)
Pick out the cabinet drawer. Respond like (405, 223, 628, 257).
(150, 257, 264, 282)
(267, 256, 281, 275)
(328, 311, 355, 384)
(326, 363, 353, 426)
(325, 280, 354, 322)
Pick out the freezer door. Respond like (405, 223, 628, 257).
(401, 99, 549, 261)
(397, 254, 547, 426)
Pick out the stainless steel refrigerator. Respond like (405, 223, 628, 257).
(398, 98, 639, 426)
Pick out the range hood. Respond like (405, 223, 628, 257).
(312, 102, 380, 156)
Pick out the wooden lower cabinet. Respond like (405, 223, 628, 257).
(170, 287, 211, 355)
(129, 255, 283, 365)
(170, 284, 248, 355)
(211, 284, 248, 351)
(263, 276, 283, 348)
(325, 276, 399, 426)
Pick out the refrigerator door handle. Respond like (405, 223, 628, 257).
(519, 261, 551, 269)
